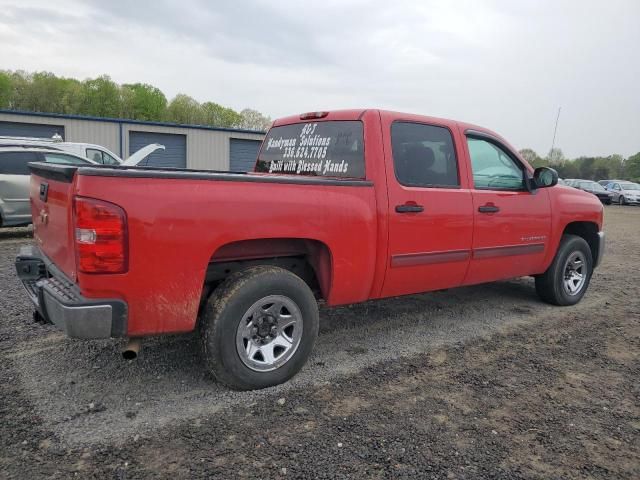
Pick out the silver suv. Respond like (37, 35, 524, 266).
(0, 146, 93, 227)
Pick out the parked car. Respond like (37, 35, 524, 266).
(15, 109, 604, 390)
(606, 181, 640, 205)
(571, 180, 613, 204)
(0, 136, 165, 166)
(119, 144, 167, 166)
(597, 179, 622, 187)
(0, 146, 94, 227)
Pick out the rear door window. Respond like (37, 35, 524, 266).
(102, 152, 119, 165)
(255, 121, 365, 178)
(43, 153, 90, 165)
(86, 148, 104, 163)
(391, 122, 459, 187)
(0, 151, 39, 175)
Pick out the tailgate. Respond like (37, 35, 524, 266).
(29, 163, 79, 280)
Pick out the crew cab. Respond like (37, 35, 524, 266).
(15, 109, 604, 390)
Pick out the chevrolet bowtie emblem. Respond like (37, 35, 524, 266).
(38, 209, 49, 225)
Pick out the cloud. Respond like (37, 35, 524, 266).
(0, 0, 638, 157)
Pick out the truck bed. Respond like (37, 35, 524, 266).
(28, 163, 380, 336)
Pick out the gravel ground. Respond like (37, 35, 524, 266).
(0, 206, 638, 479)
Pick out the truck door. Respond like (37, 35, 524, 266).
(380, 119, 474, 297)
(461, 131, 551, 285)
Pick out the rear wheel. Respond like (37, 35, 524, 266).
(200, 265, 319, 390)
(535, 234, 593, 306)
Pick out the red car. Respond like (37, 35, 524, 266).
(16, 109, 604, 390)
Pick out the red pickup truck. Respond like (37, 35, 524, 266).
(16, 109, 604, 390)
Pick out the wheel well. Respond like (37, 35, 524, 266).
(563, 222, 599, 263)
(202, 238, 332, 303)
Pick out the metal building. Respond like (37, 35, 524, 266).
(0, 110, 266, 171)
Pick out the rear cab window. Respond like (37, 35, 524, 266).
(255, 121, 365, 178)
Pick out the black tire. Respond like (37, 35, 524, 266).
(619, 196, 626, 206)
(535, 234, 593, 306)
(200, 265, 319, 390)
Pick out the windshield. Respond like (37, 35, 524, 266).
(582, 182, 606, 192)
(255, 121, 365, 178)
(622, 183, 640, 190)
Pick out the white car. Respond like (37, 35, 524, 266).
(606, 181, 640, 205)
(0, 136, 164, 166)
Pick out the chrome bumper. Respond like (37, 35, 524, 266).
(15, 245, 127, 339)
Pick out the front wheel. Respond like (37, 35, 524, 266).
(619, 196, 627, 205)
(535, 234, 593, 306)
(200, 265, 319, 390)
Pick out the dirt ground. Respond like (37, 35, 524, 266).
(0, 206, 638, 479)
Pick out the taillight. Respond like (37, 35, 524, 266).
(74, 196, 128, 274)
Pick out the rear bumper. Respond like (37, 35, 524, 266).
(15, 245, 127, 339)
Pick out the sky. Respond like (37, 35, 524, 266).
(0, 0, 638, 158)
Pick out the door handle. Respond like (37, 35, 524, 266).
(478, 204, 500, 213)
(395, 204, 424, 213)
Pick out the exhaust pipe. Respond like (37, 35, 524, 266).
(122, 338, 141, 360)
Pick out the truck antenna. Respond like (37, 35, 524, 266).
(550, 106, 561, 155)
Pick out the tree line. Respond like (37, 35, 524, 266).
(519, 148, 640, 183)
(0, 70, 272, 131)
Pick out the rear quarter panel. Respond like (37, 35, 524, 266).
(74, 175, 378, 336)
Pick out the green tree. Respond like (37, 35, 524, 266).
(165, 94, 204, 124)
(626, 152, 640, 180)
(605, 154, 625, 179)
(238, 108, 271, 131)
(519, 148, 546, 167)
(576, 157, 596, 180)
(25, 72, 69, 113)
(8, 71, 32, 110)
(120, 83, 167, 121)
(81, 75, 121, 117)
(0, 71, 12, 108)
(58, 78, 84, 114)
(546, 148, 565, 165)
(0, 69, 274, 130)
(555, 161, 579, 179)
(200, 102, 242, 128)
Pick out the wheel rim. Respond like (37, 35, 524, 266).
(235, 295, 303, 372)
(562, 251, 587, 296)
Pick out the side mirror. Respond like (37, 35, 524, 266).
(532, 167, 558, 189)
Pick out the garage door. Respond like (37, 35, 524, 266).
(0, 121, 64, 139)
(129, 131, 186, 168)
(230, 139, 261, 172)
